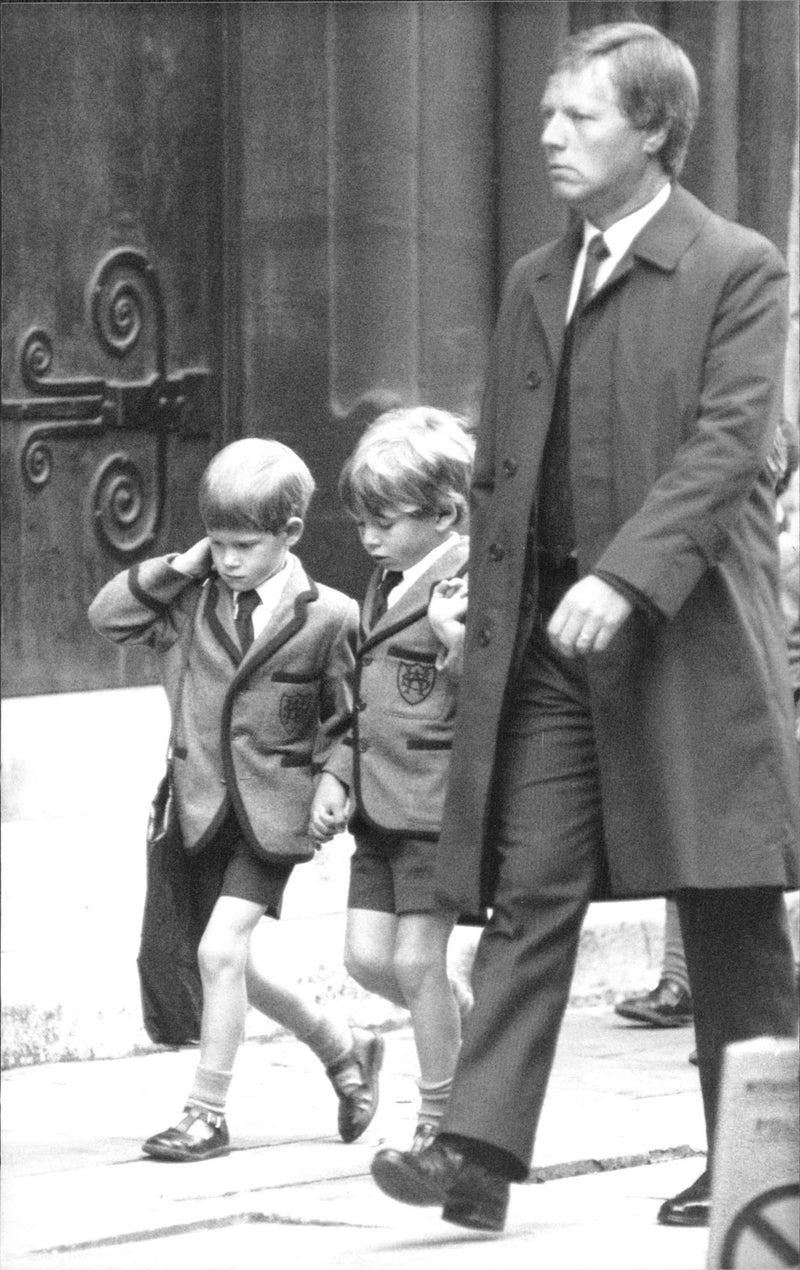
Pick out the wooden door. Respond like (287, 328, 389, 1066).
(1, 3, 229, 695)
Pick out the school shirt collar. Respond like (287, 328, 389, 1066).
(385, 533, 458, 609)
(234, 557, 290, 639)
(567, 180, 672, 319)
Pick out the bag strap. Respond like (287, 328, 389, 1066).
(166, 586, 204, 765)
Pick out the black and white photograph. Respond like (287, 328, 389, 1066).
(2, 3, 798, 1267)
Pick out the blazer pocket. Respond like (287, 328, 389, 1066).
(406, 739, 452, 751)
(271, 671, 323, 684)
(386, 645, 445, 720)
(272, 677, 321, 741)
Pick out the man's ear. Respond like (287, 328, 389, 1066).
(435, 502, 459, 535)
(642, 125, 669, 159)
(284, 516, 305, 547)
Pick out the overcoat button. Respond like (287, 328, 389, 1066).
(526, 369, 543, 390)
(356, 698, 367, 711)
(488, 543, 505, 561)
(502, 458, 518, 477)
(362, 654, 374, 665)
(358, 739, 370, 752)
(478, 627, 492, 647)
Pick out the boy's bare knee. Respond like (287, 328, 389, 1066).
(198, 937, 242, 981)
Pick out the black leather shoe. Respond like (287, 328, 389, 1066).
(614, 977, 693, 1027)
(327, 1027, 385, 1143)
(371, 1140, 510, 1232)
(657, 1170, 710, 1226)
(142, 1106, 230, 1162)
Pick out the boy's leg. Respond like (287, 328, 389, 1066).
(344, 907, 406, 1007)
(393, 912, 460, 1145)
(143, 895, 265, 1161)
(245, 918, 384, 1144)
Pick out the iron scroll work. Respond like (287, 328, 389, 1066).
(2, 248, 211, 559)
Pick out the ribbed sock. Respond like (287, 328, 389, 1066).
(417, 1076, 452, 1130)
(187, 1064, 234, 1117)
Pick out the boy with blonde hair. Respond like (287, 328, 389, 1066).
(314, 408, 474, 1156)
(89, 437, 383, 1161)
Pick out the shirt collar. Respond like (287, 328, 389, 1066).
(584, 181, 672, 264)
(235, 557, 290, 615)
(386, 534, 458, 606)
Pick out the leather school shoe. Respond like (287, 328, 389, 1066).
(142, 1106, 230, 1162)
(614, 977, 693, 1027)
(410, 1121, 438, 1155)
(657, 1170, 710, 1226)
(327, 1027, 385, 1143)
(371, 1139, 510, 1232)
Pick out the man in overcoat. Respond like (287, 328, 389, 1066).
(370, 21, 800, 1234)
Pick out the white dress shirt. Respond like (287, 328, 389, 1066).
(566, 181, 672, 321)
(236, 558, 291, 641)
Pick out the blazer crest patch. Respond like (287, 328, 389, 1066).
(279, 690, 316, 738)
(396, 658, 436, 706)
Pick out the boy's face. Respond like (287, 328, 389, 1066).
(207, 521, 301, 592)
(353, 508, 454, 573)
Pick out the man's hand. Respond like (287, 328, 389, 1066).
(172, 537, 212, 578)
(547, 574, 633, 658)
(308, 772, 349, 845)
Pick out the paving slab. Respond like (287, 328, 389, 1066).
(1, 1008, 707, 1270)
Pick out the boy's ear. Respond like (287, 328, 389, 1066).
(435, 502, 459, 534)
(284, 516, 304, 547)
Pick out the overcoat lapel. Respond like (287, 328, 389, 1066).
(527, 227, 581, 369)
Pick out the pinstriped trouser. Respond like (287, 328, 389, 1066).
(440, 622, 798, 1179)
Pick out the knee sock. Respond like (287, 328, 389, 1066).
(417, 1077, 452, 1130)
(187, 1064, 234, 1118)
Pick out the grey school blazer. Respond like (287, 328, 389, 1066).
(338, 536, 469, 839)
(88, 552, 358, 863)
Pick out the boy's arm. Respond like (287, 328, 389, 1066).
(312, 597, 359, 785)
(87, 540, 212, 652)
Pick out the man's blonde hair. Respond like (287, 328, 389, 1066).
(339, 407, 475, 524)
(199, 438, 315, 533)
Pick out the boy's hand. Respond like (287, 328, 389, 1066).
(428, 577, 468, 672)
(309, 772, 350, 845)
(172, 537, 213, 578)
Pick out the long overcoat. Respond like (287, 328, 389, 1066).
(436, 185, 800, 914)
(88, 552, 358, 863)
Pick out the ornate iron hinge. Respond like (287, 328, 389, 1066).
(2, 248, 211, 559)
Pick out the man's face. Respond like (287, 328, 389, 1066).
(540, 55, 661, 223)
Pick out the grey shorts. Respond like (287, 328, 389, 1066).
(347, 817, 441, 916)
(188, 809, 295, 920)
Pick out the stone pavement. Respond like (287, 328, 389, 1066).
(1, 1007, 711, 1270)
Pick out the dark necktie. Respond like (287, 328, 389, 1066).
(370, 570, 402, 625)
(537, 233, 610, 566)
(234, 589, 261, 654)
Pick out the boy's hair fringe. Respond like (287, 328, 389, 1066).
(198, 438, 316, 534)
(338, 407, 475, 524)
